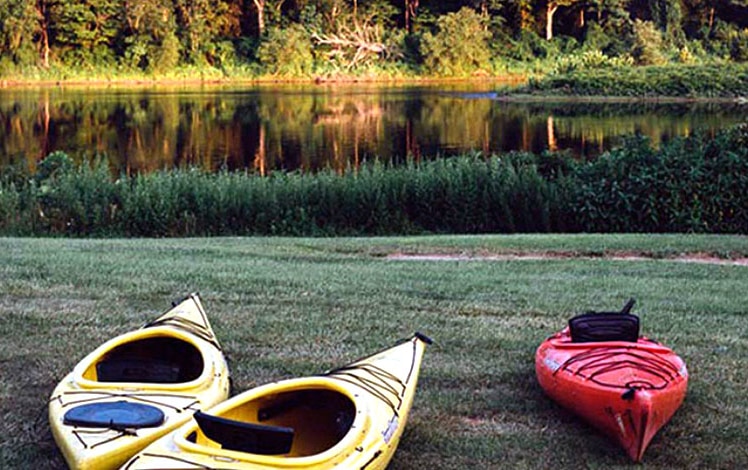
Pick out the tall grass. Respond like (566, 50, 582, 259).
(2, 124, 748, 236)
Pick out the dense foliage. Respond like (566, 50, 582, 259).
(1, 1, 748, 80)
(2, 124, 747, 236)
(524, 64, 748, 96)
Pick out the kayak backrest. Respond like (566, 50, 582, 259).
(194, 411, 294, 455)
(569, 312, 640, 343)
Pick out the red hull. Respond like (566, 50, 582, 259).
(535, 328, 688, 462)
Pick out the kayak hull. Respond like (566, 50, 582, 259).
(49, 294, 230, 470)
(122, 333, 432, 470)
(535, 328, 688, 462)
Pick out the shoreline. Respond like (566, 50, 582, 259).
(0, 74, 528, 89)
(2, 76, 745, 103)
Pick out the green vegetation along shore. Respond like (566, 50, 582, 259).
(2, 124, 747, 237)
(519, 63, 748, 98)
(2, 2, 748, 97)
(1, 235, 747, 468)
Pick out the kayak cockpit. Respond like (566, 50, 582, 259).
(82, 335, 204, 384)
(187, 388, 356, 457)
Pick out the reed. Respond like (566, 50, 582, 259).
(1, 124, 747, 236)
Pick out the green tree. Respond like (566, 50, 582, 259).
(421, 7, 492, 76)
(173, 0, 236, 64)
(48, 0, 120, 65)
(0, 0, 38, 66)
(649, 0, 685, 45)
(123, 0, 180, 72)
(258, 23, 314, 76)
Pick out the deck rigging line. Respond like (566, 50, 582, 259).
(143, 315, 221, 351)
(323, 337, 418, 416)
(555, 346, 681, 390)
(52, 390, 200, 450)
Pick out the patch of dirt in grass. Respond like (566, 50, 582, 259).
(387, 252, 748, 266)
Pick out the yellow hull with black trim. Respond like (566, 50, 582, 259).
(122, 333, 432, 470)
(49, 293, 230, 470)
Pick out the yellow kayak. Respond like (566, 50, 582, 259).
(49, 293, 231, 470)
(121, 333, 433, 470)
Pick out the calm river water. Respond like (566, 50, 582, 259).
(1, 83, 746, 174)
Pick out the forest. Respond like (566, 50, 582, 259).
(1, 1, 748, 80)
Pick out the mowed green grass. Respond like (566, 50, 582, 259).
(1, 234, 747, 469)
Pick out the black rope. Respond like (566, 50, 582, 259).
(555, 346, 681, 390)
(324, 337, 418, 415)
(144, 316, 221, 351)
(54, 390, 199, 412)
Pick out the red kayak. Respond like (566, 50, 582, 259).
(535, 299, 688, 462)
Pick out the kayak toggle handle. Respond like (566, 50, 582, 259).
(415, 332, 434, 345)
(621, 387, 637, 401)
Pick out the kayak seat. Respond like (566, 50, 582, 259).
(94, 336, 204, 383)
(194, 410, 294, 455)
(96, 356, 181, 383)
(569, 312, 640, 343)
(63, 400, 165, 429)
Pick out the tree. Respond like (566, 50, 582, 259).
(405, 0, 418, 32)
(48, 0, 121, 64)
(0, 0, 38, 65)
(122, 0, 179, 71)
(311, 1, 398, 70)
(421, 7, 492, 76)
(36, 0, 52, 67)
(173, 0, 236, 64)
(546, 0, 582, 40)
(700, 0, 748, 33)
(253, 0, 266, 35)
(258, 23, 314, 75)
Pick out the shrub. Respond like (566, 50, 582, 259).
(258, 24, 315, 77)
(731, 29, 748, 62)
(632, 20, 668, 66)
(570, 126, 748, 233)
(421, 7, 492, 76)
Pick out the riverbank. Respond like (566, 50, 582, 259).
(516, 64, 748, 99)
(5, 64, 748, 102)
(0, 70, 528, 89)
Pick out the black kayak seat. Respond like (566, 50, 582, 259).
(194, 410, 294, 455)
(569, 312, 640, 343)
(63, 401, 165, 428)
(96, 357, 181, 383)
(569, 298, 640, 343)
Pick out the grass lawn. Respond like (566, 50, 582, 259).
(1, 234, 747, 469)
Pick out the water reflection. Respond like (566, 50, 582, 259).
(0, 84, 745, 174)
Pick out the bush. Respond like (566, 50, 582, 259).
(571, 126, 748, 233)
(525, 64, 748, 97)
(632, 20, 669, 66)
(258, 24, 315, 77)
(731, 29, 748, 62)
(421, 7, 492, 76)
(552, 50, 634, 75)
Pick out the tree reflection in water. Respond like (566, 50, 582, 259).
(0, 85, 744, 174)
